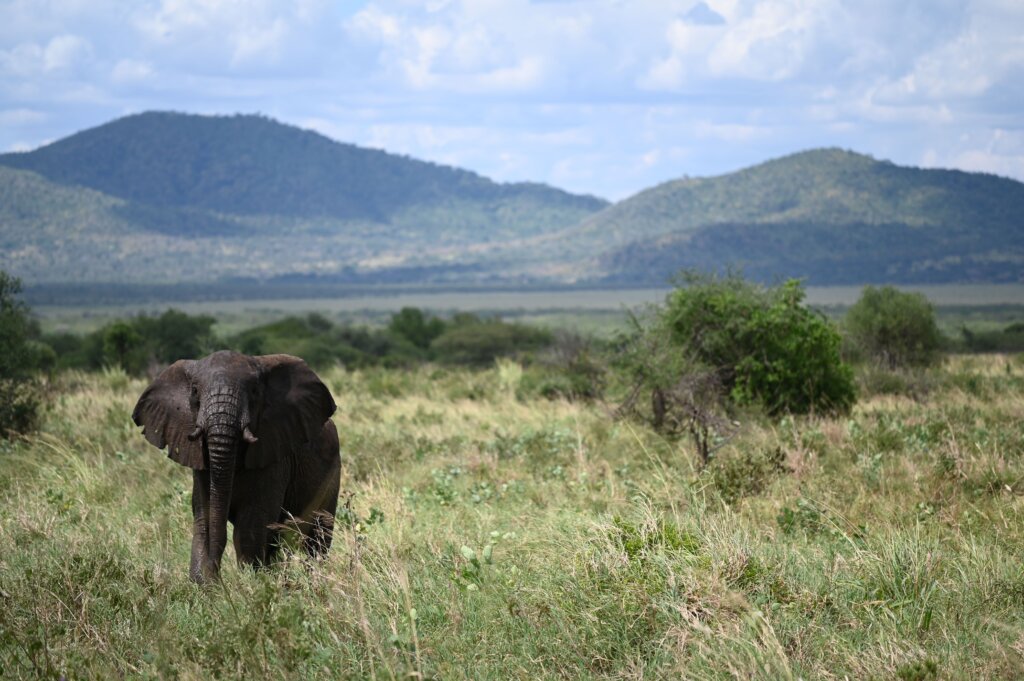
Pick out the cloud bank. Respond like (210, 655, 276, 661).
(1, 0, 1021, 199)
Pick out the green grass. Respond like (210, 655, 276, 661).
(3, 358, 1024, 678)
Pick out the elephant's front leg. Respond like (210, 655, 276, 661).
(189, 469, 211, 583)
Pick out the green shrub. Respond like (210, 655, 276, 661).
(0, 378, 42, 435)
(524, 333, 607, 402)
(663, 272, 855, 416)
(709, 446, 787, 504)
(431, 320, 552, 366)
(845, 285, 942, 368)
(959, 323, 1024, 354)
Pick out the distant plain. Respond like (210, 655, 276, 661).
(33, 284, 1024, 337)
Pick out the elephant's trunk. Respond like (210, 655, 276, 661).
(201, 388, 243, 581)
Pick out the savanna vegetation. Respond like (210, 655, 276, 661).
(2, 269, 1024, 678)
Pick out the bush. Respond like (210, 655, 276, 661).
(0, 378, 42, 435)
(614, 309, 733, 464)
(845, 286, 942, 368)
(959, 323, 1024, 354)
(709, 446, 787, 504)
(527, 332, 607, 402)
(663, 272, 855, 416)
(431, 320, 552, 366)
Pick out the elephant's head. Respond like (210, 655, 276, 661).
(132, 351, 335, 579)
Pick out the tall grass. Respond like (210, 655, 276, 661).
(2, 357, 1024, 678)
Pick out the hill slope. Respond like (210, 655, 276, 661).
(2, 123, 1022, 290)
(566, 149, 1024, 284)
(0, 112, 607, 284)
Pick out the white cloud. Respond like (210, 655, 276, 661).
(0, 108, 47, 125)
(0, 34, 93, 76)
(922, 129, 1024, 180)
(134, 0, 333, 71)
(111, 58, 154, 83)
(694, 120, 766, 141)
(1, 0, 1023, 197)
(43, 34, 92, 71)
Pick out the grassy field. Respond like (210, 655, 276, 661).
(3, 356, 1024, 678)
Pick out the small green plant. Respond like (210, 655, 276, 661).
(612, 515, 699, 561)
(453, 532, 510, 591)
(709, 446, 787, 504)
(896, 659, 938, 681)
(335, 493, 385, 532)
(776, 497, 850, 539)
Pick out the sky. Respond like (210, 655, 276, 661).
(1, 0, 1022, 201)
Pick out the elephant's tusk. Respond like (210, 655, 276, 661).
(187, 425, 203, 441)
(242, 426, 258, 444)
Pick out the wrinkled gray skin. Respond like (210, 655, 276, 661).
(132, 350, 340, 584)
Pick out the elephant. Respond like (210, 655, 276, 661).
(132, 350, 340, 584)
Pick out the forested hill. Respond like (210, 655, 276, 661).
(0, 112, 607, 285)
(0, 112, 605, 223)
(572, 149, 1024, 284)
(2, 115, 1022, 290)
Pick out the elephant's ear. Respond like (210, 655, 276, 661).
(131, 360, 204, 470)
(246, 354, 336, 469)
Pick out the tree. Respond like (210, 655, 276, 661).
(135, 309, 217, 363)
(0, 271, 32, 380)
(103, 321, 143, 370)
(388, 307, 446, 350)
(0, 271, 41, 436)
(845, 286, 942, 369)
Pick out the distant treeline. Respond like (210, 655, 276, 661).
(28, 303, 1024, 379)
(36, 307, 555, 374)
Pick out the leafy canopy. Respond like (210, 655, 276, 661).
(0, 270, 41, 435)
(0, 271, 33, 381)
(663, 272, 855, 416)
(845, 285, 942, 369)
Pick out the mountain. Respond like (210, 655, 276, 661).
(0, 112, 607, 284)
(2, 116, 1022, 294)
(564, 149, 1024, 284)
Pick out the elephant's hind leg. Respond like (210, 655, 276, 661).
(305, 509, 335, 558)
(232, 508, 272, 569)
(230, 465, 289, 569)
